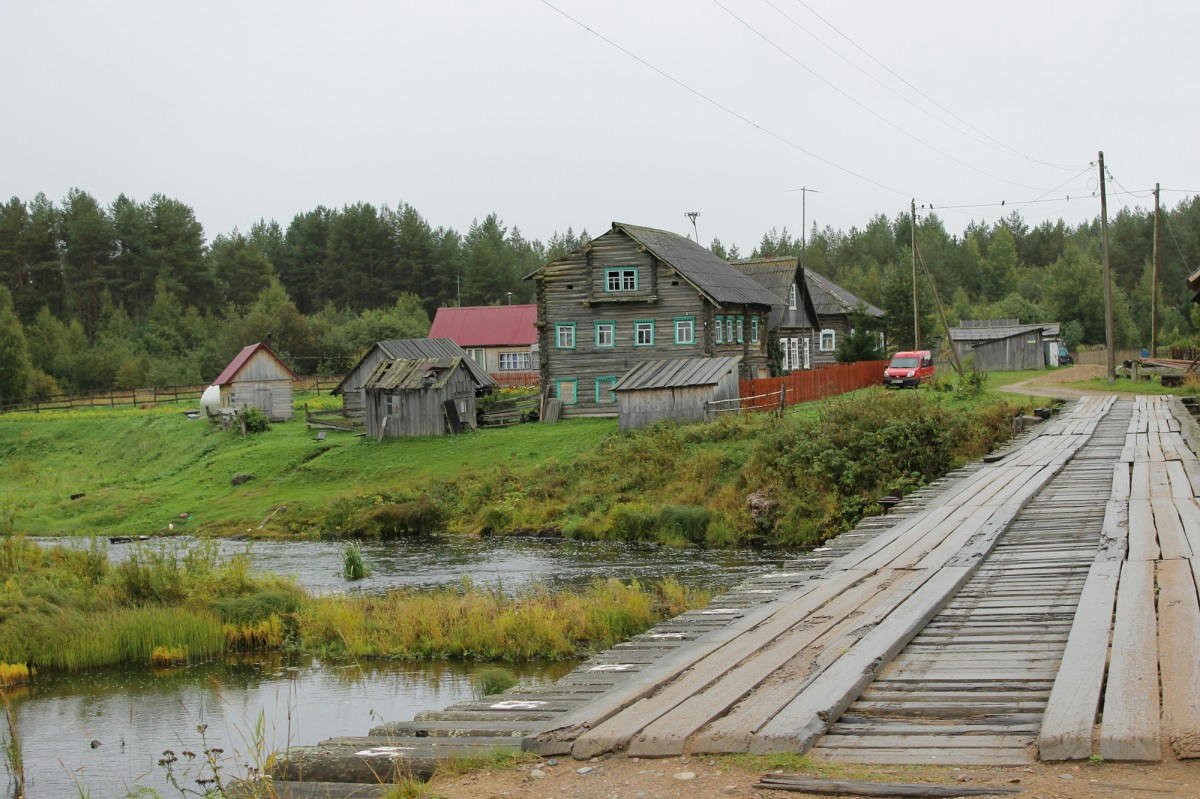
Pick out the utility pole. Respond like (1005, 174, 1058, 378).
(1152, 182, 1161, 358)
(796, 186, 819, 270)
(911, 199, 920, 349)
(1098, 151, 1115, 383)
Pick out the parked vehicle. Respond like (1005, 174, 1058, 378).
(883, 350, 934, 389)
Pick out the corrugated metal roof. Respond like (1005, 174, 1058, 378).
(362, 357, 462, 391)
(732, 257, 883, 319)
(429, 305, 538, 347)
(213, 342, 297, 386)
(613, 356, 742, 391)
(949, 322, 1060, 342)
(332, 338, 497, 395)
(615, 223, 781, 307)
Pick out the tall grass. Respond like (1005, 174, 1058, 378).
(297, 578, 708, 661)
(1, 688, 23, 799)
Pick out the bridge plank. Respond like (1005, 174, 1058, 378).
(1157, 559, 1200, 759)
(1099, 560, 1161, 761)
(1151, 498, 1191, 560)
(1126, 500, 1160, 561)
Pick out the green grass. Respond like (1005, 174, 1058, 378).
(1058, 374, 1200, 395)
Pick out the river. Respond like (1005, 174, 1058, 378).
(7, 535, 785, 797)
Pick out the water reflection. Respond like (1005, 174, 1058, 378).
(6, 654, 576, 799)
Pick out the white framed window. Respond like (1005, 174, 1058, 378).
(736, 316, 744, 343)
(803, 337, 811, 369)
(788, 337, 800, 372)
(725, 317, 733, 343)
(878, 330, 886, 351)
(674, 317, 694, 345)
(595, 376, 617, 404)
(594, 320, 615, 348)
(634, 320, 655, 346)
(751, 316, 759, 344)
(555, 322, 576, 349)
(466, 348, 486, 369)
(604, 268, 638, 292)
(498, 351, 531, 370)
(819, 328, 836, 351)
(556, 378, 578, 405)
(788, 283, 797, 310)
(714, 316, 723, 344)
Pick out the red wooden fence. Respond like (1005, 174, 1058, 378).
(737, 360, 888, 412)
(489, 371, 540, 388)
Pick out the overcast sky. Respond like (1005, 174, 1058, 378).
(3, 1, 1197, 252)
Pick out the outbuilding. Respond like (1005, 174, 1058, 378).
(212, 342, 296, 421)
(332, 338, 497, 422)
(613, 356, 742, 432)
(949, 320, 1061, 371)
(362, 356, 478, 439)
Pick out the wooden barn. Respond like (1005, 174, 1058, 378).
(949, 319, 1061, 371)
(362, 357, 477, 439)
(332, 338, 496, 421)
(212, 342, 296, 421)
(613, 356, 741, 432)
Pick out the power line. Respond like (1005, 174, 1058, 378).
(711, 0, 1049, 192)
(537, 0, 909, 198)
(788, 0, 1085, 172)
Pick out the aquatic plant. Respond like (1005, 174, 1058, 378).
(472, 667, 517, 698)
(150, 646, 187, 667)
(1, 689, 22, 799)
(0, 662, 32, 689)
(342, 541, 369, 580)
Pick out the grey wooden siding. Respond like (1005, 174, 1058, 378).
(616, 368, 740, 432)
(219, 351, 294, 420)
(364, 365, 477, 438)
(339, 345, 391, 419)
(955, 332, 1046, 371)
(536, 229, 770, 418)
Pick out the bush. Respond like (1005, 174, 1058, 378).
(354, 497, 445, 538)
(237, 406, 271, 434)
(657, 505, 711, 545)
(473, 667, 517, 698)
(606, 503, 658, 542)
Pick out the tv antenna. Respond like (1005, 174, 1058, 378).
(684, 211, 700, 242)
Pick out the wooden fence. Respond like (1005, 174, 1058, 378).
(490, 371, 540, 388)
(735, 360, 889, 413)
(0, 375, 345, 415)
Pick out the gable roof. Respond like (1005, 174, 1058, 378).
(429, 305, 538, 347)
(213, 342, 296, 386)
(805, 268, 884, 318)
(332, 338, 496, 395)
(527, 222, 781, 309)
(362, 357, 465, 391)
(949, 320, 1060, 343)
(729, 256, 820, 328)
(614, 356, 742, 392)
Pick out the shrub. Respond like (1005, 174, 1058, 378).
(657, 505, 711, 545)
(354, 497, 445, 538)
(606, 503, 658, 542)
(237, 406, 271, 434)
(472, 667, 517, 698)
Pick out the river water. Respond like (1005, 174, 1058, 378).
(8, 536, 785, 797)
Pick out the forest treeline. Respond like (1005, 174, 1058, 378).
(1, 188, 1198, 401)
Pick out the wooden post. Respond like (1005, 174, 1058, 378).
(1152, 182, 1160, 358)
(1099, 151, 1115, 383)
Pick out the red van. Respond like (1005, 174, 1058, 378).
(883, 350, 934, 389)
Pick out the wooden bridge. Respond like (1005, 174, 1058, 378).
(268, 395, 1200, 791)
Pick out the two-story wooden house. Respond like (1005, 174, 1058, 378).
(528, 222, 781, 418)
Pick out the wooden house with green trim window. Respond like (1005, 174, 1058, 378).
(527, 222, 781, 418)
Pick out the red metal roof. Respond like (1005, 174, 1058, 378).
(428, 305, 538, 347)
(213, 342, 297, 385)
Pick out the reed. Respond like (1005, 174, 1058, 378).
(1, 688, 22, 799)
(0, 663, 32, 689)
(297, 578, 708, 661)
(342, 541, 369, 580)
(150, 645, 187, 667)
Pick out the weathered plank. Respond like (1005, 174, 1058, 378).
(1099, 560, 1161, 761)
(1126, 499, 1160, 561)
(1157, 559, 1200, 758)
(1111, 462, 1131, 501)
(752, 775, 1021, 797)
(1151, 498, 1191, 560)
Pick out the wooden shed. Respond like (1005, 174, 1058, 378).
(949, 320, 1060, 372)
(212, 342, 296, 421)
(332, 338, 497, 421)
(362, 357, 478, 439)
(613, 356, 742, 432)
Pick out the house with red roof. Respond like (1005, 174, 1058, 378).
(212, 341, 297, 421)
(428, 305, 539, 384)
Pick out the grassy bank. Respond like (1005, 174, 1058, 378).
(1, 387, 1030, 549)
(0, 535, 707, 672)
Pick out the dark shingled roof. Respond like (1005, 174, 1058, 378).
(362, 357, 464, 391)
(805, 268, 884, 318)
(729, 256, 819, 329)
(614, 223, 781, 308)
(949, 321, 1060, 343)
(613, 356, 742, 391)
(332, 338, 496, 395)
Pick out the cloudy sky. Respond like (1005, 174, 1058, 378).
(3, 1, 1197, 251)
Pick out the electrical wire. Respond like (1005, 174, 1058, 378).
(712, 0, 1049, 192)
(788, 0, 1085, 172)
(537, 0, 909, 198)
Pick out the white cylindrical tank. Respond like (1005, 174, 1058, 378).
(200, 385, 221, 417)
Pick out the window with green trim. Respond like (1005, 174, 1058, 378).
(604, 268, 638, 292)
(714, 315, 723, 344)
(736, 316, 744, 343)
(555, 322, 576, 349)
(594, 320, 615, 348)
(725, 316, 734, 344)
(634, 319, 654, 346)
(556, 378, 578, 405)
(751, 316, 759, 344)
(674, 316, 695, 345)
(595, 376, 617, 404)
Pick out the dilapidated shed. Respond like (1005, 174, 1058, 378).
(212, 342, 296, 421)
(363, 357, 478, 439)
(613, 356, 741, 432)
(949, 319, 1061, 371)
(333, 338, 497, 421)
